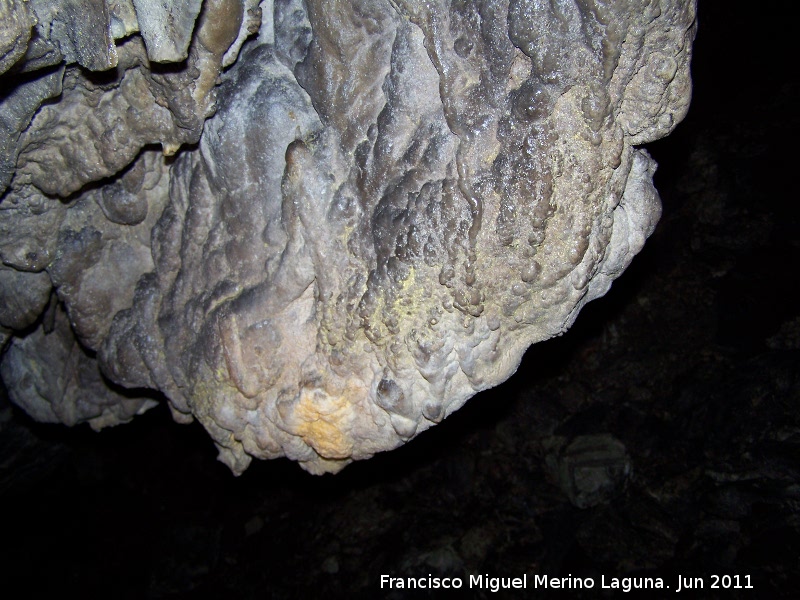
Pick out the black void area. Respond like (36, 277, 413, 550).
(2, 2, 799, 599)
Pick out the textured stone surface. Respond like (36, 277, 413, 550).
(0, 0, 34, 76)
(0, 264, 51, 331)
(0, 302, 158, 428)
(3, 5, 798, 596)
(0, 0, 696, 474)
(132, 0, 204, 63)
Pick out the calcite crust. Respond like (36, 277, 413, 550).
(0, 0, 696, 474)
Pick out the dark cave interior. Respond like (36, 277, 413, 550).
(1, 1, 798, 598)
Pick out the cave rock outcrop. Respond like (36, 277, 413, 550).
(0, 0, 696, 474)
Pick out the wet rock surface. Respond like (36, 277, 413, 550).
(1, 1, 798, 598)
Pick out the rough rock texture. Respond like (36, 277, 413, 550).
(2, 4, 798, 596)
(0, 0, 696, 474)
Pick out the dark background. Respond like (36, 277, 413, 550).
(1, 2, 798, 598)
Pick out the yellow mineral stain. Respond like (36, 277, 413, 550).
(292, 386, 358, 459)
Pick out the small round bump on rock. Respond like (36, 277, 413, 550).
(454, 36, 473, 58)
(439, 266, 455, 287)
(521, 261, 541, 283)
(423, 401, 443, 422)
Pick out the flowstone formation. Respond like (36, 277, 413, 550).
(0, 0, 696, 474)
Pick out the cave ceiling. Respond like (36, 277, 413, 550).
(0, 0, 697, 474)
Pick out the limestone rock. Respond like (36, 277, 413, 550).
(0, 264, 51, 331)
(0, 0, 697, 474)
(132, 0, 204, 63)
(0, 65, 64, 194)
(0, 0, 34, 76)
(0, 301, 158, 429)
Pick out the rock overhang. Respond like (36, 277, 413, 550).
(0, 0, 697, 474)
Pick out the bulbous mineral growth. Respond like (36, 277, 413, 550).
(0, 0, 696, 474)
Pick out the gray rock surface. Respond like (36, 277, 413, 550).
(0, 0, 696, 474)
(0, 301, 158, 428)
(132, 0, 203, 63)
(0, 0, 34, 75)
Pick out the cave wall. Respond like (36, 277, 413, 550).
(0, 0, 697, 473)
